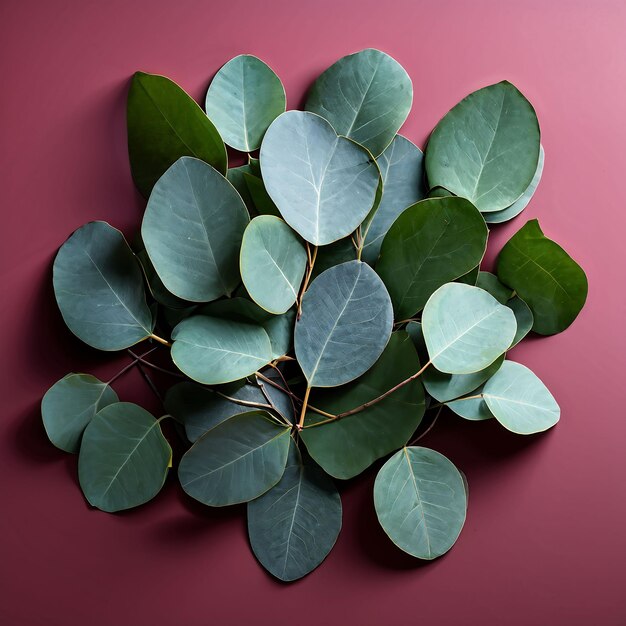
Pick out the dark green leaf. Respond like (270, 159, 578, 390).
(476, 271, 513, 304)
(506, 296, 534, 347)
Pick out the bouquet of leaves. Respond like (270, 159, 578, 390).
(42, 49, 588, 581)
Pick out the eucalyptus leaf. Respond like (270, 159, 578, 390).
(248, 442, 342, 581)
(257, 368, 296, 424)
(78, 403, 171, 512)
(260, 111, 380, 245)
(483, 361, 560, 434)
(446, 388, 494, 421)
(205, 55, 286, 152)
(226, 164, 256, 212)
(164, 381, 273, 442)
(42, 374, 119, 453)
(423, 355, 504, 403)
(476, 271, 513, 304)
(305, 49, 413, 156)
(171, 316, 272, 384)
(142, 157, 249, 302)
(422, 283, 517, 374)
(127, 72, 227, 197)
(240, 216, 307, 314)
(178, 411, 291, 506)
(137, 249, 189, 310)
(506, 296, 534, 348)
(485, 145, 545, 224)
(425, 81, 540, 212)
(361, 135, 428, 264)
(456, 266, 480, 286)
(301, 332, 425, 479)
(295, 261, 393, 387)
(374, 447, 467, 559)
(243, 173, 281, 217)
(496, 219, 588, 335)
(376, 197, 488, 319)
(53, 221, 153, 351)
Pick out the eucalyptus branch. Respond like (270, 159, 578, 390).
(136, 362, 164, 404)
(107, 346, 159, 384)
(149, 333, 172, 347)
(126, 349, 185, 378)
(408, 405, 443, 446)
(256, 371, 302, 404)
(297, 244, 318, 319)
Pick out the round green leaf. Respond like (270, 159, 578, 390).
(305, 49, 413, 157)
(476, 271, 513, 304)
(127, 72, 227, 198)
(142, 157, 249, 303)
(248, 442, 342, 581)
(171, 315, 272, 385)
(78, 403, 171, 512)
(260, 111, 380, 245)
(496, 219, 588, 335)
(205, 54, 286, 152)
(506, 296, 534, 348)
(423, 355, 504, 403)
(165, 381, 272, 442)
(240, 216, 307, 314)
(53, 221, 153, 351)
(483, 361, 560, 434)
(178, 411, 290, 506)
(361, 135, 428, 264)
(374, 446, 467, 559)
(199, 297, 295, 360)
(376, 197, 488, 319)
(446, 388, 494, 421)
(227, 164, 256, 212)
(422, 283, 517, 374)
(425, 81, 540, 213)
(301, 332, 425, 479)
(485, 145, 545, 224)
(295, 261, 393, 387)
(41, 374, 119, 453)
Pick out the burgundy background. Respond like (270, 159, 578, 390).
(2, 1, 625, 624)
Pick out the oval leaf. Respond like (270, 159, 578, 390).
(446, 388, 494, 421)
(247, 443, 342, 581)
(485, 145, 545, 224)
(53, 221, 153, 351)
(142, 157, 249, 302)
(178, 411, 290, 506)
(376, 197, 488, 319)
(483, 361, 560, 434)
(422, 283, 517, 374)
(295, 261, 393, 387)
(260, 111, 380, 245)
(476, 271, 513, 304)
(127, 72, 227, 198)
(301, 332, 425, 479)
(240, 216, 307, 314)
(425, 81, 540, 212)
(506, 296, 534, 348)
(305, 49, 413, 157)
(374, 446, 467, 559)
(171, 316, 272, 384)
(496, 219, 588, 335)
(78, 403, 171, 512)
(361, 135, 428, 264)
(205, 55, 286, 152)
(41, 374, 119, 453)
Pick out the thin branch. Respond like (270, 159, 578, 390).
(136, 362, 164, 404)
(127, 349, 185, 378)
(265, 363, 297, 422)
(214, 390, 273, 411)
(408, 406, 443, 446)
(256, 372, 302, 404)
(150, 333, 172, 347)
(297, 245, 318, 319)
(107, 346, 159, 384)
(297, 386, 312, 430)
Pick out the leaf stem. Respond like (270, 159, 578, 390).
(150, 333, 172, 347)
(256, 372, 302, 404)
(127, 349, 185, 378)
(107, 359, 138, 384)
(136, 362, 164, 404)
(408, 405, 443, 446)
(297, 244, 318, 319)
(214, 390, 273, 411)
(297, 386, 312, 430)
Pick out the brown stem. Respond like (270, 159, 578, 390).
(256, 372, 302, 404)
(127, 349, 185, 378)
(150, 333, 172, 347)
(408, 406, 443, 446)
(136, 362, 163, 404)
(297, 245, 318, 319)
(214, 390, 273, 411)
(265, 363, 297, 422)
(107, 359, 138, 384)
(297, 386, 312, 430)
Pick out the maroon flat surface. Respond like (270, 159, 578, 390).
(2, 1, 625, 624)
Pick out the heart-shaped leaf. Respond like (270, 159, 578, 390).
(247, 442, 341, 581)
(374, 446, 467, 559)
(305, 49, 413, 157)
(301, 332, 425, 479)
(42, 374, 119, 453)
(240, 216, 307, 314)
(422, 283, 517, 374)
(425, 81, 540, 212)
(127, 72, 227, 197)
(78, 403, 171, 512)
(178, 411, 290, 506)
(260, 111, 380, 245)
(496, 219, 588, 335)
(53, 221, 153, 351)
(376, 198, 488, 319)
(295, 261, 393, 387)
(485, 145, 545, 224)
(171, 315, 272, 384)
(142, 157, 249, 303)
(205, 55, 286, 152)
(483, 360, 560, 434)
(361, 135, 427, 264)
